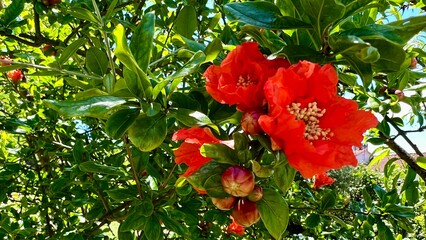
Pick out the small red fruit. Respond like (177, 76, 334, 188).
(410, 58, 417, 69)
(221, 166, 255, 197)
(241, 110, 264, 135)
(1, 56, 12, 66)
(42, 0, 61, 6)
(247, 185, 263, 202)
(211, 196, 236, 210)
(7, 69, 23, 83)
(232, 198, 260, 227)
(42, 45, 56, 56)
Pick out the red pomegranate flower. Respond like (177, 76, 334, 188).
(204, 42, 290, 112)
(226, 216, 245, 236)
(313, 173, 335, 189)
(7, 69, 24, 83)
(172, 127, 221, 177)
(258, 61, 378, 178)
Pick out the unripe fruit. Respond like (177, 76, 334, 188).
(241, 110, 264, 135)
(212, 196, 236, 210)
(247, 185, 263, 202)
(221, 166, 255, 197)
(1, 56, 12, 66)
(7, 69, 23, 83)
(395, 90, 405, 101)
(232, 198, 260, 227)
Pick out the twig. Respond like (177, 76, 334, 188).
(123, 136, 144, 200)
(385, 115, 424, 157)
(379, 131, 426, 182)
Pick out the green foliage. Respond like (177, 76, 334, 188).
(0, 0, 426, 239)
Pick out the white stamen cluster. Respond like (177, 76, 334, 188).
(237, 75, 255, 87)
(287, 102, 334, 141)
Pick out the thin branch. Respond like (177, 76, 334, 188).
(385, 115, 424, 157)
(123, 136, 144, 200)
(379, 131, 426, 182)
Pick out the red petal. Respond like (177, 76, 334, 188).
(313, 173, 335, 189)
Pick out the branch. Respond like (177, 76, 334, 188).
(385, 115, 424, 157)
(379, 131, 426, 182)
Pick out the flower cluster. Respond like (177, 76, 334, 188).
(203, 42, 378, 179)
(172, 41, 378, 234)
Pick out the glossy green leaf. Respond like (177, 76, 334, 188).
(329, 34, 380, 63)
(362, 188, 373, 208)
(86, 47, 109, 76)
(68, 7, 101, 26)
(79, 162, 125, 176)
(105, 188, 138, 202)
(377, 219, 395, 240)
(169, 108, 215, 128)
(203, 174, 229, 198)
(105, 108, 140, 139)
(319, 191, 336, 211)
(186, 161, 228, 192)
(127, 113, 167, 152)
(258, 189, 289, 240)
(59, 38, 87, 65)
(417, 156, 426, 170)
(157, 211, 187, 236)
(200, 143, 238, 165)
(112, 24, 152, 99)
(204, 38, 223, 62)
(224, 2, 311, 29)
(252, 160, 274, 178)
(43, 96, 127, 119)
(120, 211, 148, 232)
(1, 0, 25, 27)
(152, 51, 206, 99)
(298, 0, 344, 34)
(174, 6, 197, 39)
(145, 215, 163, 240)
(273, 156, 297, 194)
(305, 213, 320, 228)
(130, 13, 155, 72)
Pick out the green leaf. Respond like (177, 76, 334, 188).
(152, 51, 206, 100)
(105, 108, 140, 139)
(319, 191, 336, 211)
(105, 188, 138, 202)
(204, 38, 223, 62)
(68, 7, 101, 26)
(186, 161, 229, 192)
(417, 156, 426, 170)
(401, 168, 416, 192)
(305, 213, 320, 228)
(59, 38, 87, 65)
(1, 0, 25, 27)
(224, 2, 311, 30)
(43, 96, 127, 119)
(299, 0, 345, 34)
(112, 24, 152, 99)
(385, 204, 415, 218)
(377, 219, 395, 240)
(174, 6, 198, 39)
(120, 211, 148, 232)
(329, 34, 380, 63)
(362, 188, 373, 208)
(257, 189, 289, 240)
(79, 162, 125, 176)
(157, 211, 187, 236)
(145, 215, 163, 240)
(169, 108, 215, 128)
(86, 47, 109, 76)
(200, 143, 238, 165)
(130, 13, 155, 72)
(127, 113, 167, 152)
(252, 161, 274, 178)
(203, 174, 229, 198)
(273, 156, 297, 194)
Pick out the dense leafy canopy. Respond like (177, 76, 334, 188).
(1, 0, 426, 239)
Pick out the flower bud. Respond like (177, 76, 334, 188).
(410, 58, 417, 69)
(241, 110, 263, 135)
(7, 69, 23, 84)
(247, 185, 263, 202)
(394, 90, 405, 101)
(221, 166, 255, 197)
(232, 198, 260, 227)
(212, 196, 236, 210)
(1, 56, 12, 66)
